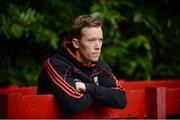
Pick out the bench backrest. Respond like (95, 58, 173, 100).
(0, 86, 37, 95)
(1, 80, 179, 95)
(125, 80, 180, 90)
(0, 80, 180, 119)
(1, 87, 180, 119)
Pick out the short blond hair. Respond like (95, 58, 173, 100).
(70, 15, 102, 40)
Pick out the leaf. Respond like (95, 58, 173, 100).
(11, 24, 24, 38)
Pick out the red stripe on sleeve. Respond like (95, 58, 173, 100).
(45, 59, 83, 98)
(112, 74, 125, 89)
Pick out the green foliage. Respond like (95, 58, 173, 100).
(0, 0, 179, 86)
(0, 58, 40, 86)
(0, 0, 94, 86)
(91, 0, 153, 80)
(91, 0, 180, 80)
(0, 3, 59, 49)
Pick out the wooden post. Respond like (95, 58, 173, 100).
(0, 94, 8, 118)
(145, 87, 166, 119)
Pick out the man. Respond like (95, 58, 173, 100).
(37, 15, 127, 114)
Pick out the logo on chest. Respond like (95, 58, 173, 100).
(74, 76, 99, 86)
(93, 76, 99, 86)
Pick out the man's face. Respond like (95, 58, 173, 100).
(74, 27, 103, 64)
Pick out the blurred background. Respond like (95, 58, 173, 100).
(0, 0, 179, 86)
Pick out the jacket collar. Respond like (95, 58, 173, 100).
(62, 41, 97, 68)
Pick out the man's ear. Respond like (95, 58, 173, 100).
(72, 38, 79, 49)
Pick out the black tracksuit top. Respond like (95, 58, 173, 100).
(37, 42, 127, 114)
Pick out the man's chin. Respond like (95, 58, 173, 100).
(91, 59, 99, 63)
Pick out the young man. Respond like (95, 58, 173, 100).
(37, 15, 127, 114)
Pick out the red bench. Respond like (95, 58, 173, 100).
(0, 85, 37, 95)
(0, 80, 180, 119)
(124, 79, 180, 90)
(1, 80, 179, 94)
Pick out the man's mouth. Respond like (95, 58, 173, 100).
(92, 53, 100, 55)
(92, 52, 100, 54)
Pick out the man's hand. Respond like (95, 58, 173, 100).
(75, 82, 86, 93)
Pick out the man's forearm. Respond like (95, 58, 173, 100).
(84, 82, 127, 109)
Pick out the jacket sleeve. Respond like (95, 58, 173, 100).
(84, 65, 127, 109)
(38, 58, 93, 114)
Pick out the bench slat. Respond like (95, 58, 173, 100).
(0, 80, 179, 119)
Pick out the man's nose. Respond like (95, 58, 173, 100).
(95, 40, 102, 49)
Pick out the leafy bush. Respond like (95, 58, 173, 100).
(0, 0, 93, 86)
(91, 0, 180, 80)
(0, 0, 179, 86)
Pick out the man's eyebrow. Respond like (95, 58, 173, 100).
(99, 38, 103, 40)
(87, 37, 103, 40)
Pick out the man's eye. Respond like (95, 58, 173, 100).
(99, 39, 103, 41)
(88, 39, 95, 42)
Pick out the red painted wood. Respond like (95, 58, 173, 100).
(125, 80, 180, 90)
(101, 89, 146, 119)
(0, 80, 180, 119)
(0, 94, 8, 118)
(166, 88, 180, 115)
(145, 87, 166, 119)
(0, 90, 146, 119)
(7, 94, 60, 119)
(0, 86, 37, 95)
(1, 80, 179, 94)
(0, 87, 20, 94)
(6, 94, 101, 119)
(20, 87, 37, 95)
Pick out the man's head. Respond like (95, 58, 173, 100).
(71, 15, 103, 64)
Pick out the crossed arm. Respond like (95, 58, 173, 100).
(41, 60, 127, 114)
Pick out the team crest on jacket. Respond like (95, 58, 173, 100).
(93, 77, 99, 86)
